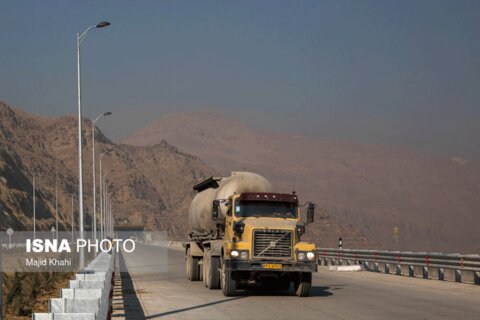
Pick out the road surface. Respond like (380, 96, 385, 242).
(119, 244, 480, 319)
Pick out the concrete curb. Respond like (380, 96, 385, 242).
(32, 251, 115, 320)
(328, 265, 364, 272)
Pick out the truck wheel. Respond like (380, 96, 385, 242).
(203, 248, 221, 289)
(221, 262, 237, 296)
(186, 248, 200, 281)
(209, 257, 221, 289)
(294, 272, 312, 297)
(203, 249, 210, 287)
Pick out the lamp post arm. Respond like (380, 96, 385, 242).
(78, 25, 96, 44)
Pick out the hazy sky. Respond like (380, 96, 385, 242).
(1, 1, 479, 159)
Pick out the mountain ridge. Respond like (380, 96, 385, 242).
(124, 111, 480, 253)
(0, 102, 365, 248)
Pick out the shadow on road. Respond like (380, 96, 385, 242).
(145, 296, 246, 319)
(113, 252, 147, 320)
(244, 285, 333, 297)
(309, 286, 334, 297)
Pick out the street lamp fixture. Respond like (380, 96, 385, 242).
(96, 21, 111, 28)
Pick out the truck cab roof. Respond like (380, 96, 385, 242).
(236, 192, 298, 204)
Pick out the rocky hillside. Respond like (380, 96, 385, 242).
(125, 112, 480, 253)
(0, 101, 213, 238)
(0, 102, 365, 247)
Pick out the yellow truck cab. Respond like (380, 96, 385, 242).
(220, 192, 317, 296)
(185, 172, 317, 297)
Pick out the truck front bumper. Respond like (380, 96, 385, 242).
(225, 259, 317, 272)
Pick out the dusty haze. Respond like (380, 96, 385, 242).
(125, 111, 480, 253)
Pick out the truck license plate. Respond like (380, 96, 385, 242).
(262, 263, 282, 269)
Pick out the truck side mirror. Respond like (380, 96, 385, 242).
(212, 200, 220, 221)
(306, 202, 315, 224)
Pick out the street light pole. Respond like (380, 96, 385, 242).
(99, 150, 110, 240)
(104, 178, 109, 237)
(92, 112, 111, 243)
(33, 175, 36, 239)
(55, 183, 58, 241)
(76, 21, 110, 269)
(109, 199, 113, 237)
(71, 195, 74, 242)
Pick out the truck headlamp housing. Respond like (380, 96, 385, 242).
(230, 250, 249, 259)
(297, 251, 315, 261)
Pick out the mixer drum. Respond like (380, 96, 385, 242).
(188, 172, 273, 235)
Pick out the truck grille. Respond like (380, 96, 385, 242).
(253, 229, 293, 259)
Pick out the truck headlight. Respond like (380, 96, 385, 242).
(240, 251, 248, 259)
(230, 250, 239, 258)
(298, 252, 306, 260)
(306, 251, 315, 260)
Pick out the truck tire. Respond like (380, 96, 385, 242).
(294, 272, 312, 297)
(209, 257, 221, 289)
(203, 249, 210, 287)
(203, 248, 221, 289)
(221, 262, 237, 296)
(186, 248, 200, 281)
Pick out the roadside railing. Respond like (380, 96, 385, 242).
(32, 250, 116, 320)
(317, 248, 480, 285)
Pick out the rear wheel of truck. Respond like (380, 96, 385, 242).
(204, 248, 221, 289)
(186, 248, 200, 281)
(294, 272, 312, 297)
(221, 262, 237, 296)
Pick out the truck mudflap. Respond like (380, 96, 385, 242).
(225, 260, 317, 272)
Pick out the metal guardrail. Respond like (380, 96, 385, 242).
(317, 248, 480, 285)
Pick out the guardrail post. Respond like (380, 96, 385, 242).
(395, 264, 401, 275)
(422, 266, 428, 279)
(408, 265, 414, 277)
(474, 272, 480, 285)
(455, 270, 461, 283)
(385, 263, 390, 274)
(374, 262, 379, 272)
(438, 268, 444, 281)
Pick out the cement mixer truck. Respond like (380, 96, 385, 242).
(185, 172, 317, 297)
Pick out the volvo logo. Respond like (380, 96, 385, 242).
(270, 241, 276, 247)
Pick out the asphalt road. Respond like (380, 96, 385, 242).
(119, 244, 480, 320)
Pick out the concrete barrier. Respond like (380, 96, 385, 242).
(32, 251, 115, 320)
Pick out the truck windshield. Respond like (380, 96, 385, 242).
(234, 200, 297, 218)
